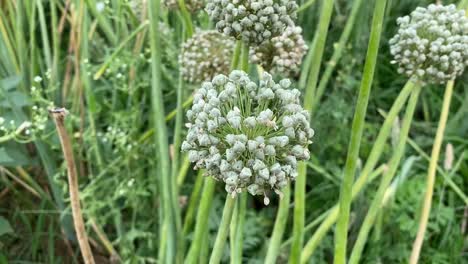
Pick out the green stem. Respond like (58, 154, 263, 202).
(81, 8, 104, 172)
(182, 170, 205, 236)
(290, 1, 334, 262)
(240, 42, 249, 72)
(297, 0, 318, 13)
(231, 40, 242, 70)
(231, 194, 247, 264)
(177, 0, 194, 37)
(148, 0, 178, 261)
(84, 0, 117, 45)
(333, 0, 387, 262)
(173, 67, 185, 263)
(265, 185, 291, 263)
(209, 195, 236, 264)
(176, 155, 191, 186)
(184, 178, 216, 264)
(312, 0, 364, 110)
(409, 80, 454, 264)
(299, 165, 387, 262)
(36, 0, 51, 69)
(349, 83, 422, 264)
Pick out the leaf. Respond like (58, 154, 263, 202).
(0, 91, 31, 108)
(0, 216, 13, 236)
(0, 146, 32, 166)
(0, 75, 22, 91)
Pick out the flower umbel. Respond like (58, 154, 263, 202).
(205, 0, 298, 45)
(389, 4, 468, 84)
(251, 26, 307, 77)
(182, 71, 314, 199)
(180, 30, 235, 83)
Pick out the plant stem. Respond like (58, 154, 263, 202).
(177, 0, 194, 37)
(409, 80, 454, 264)
(83, 0, 117, 45)
(265, 185, 290, 262)
(312, 0, 364, 110)
(299, 165, 387, 262)
(231, 193, 247, 264)
(50, 109, 95, 264)
(231, 40, 242, 70)
(240, 42, 249, 72)
(209, 195, 236, 264)
(333, 0, 387, 262)
(184, 178, 216, 264)
(148, 0, 178, 261)
(81, 7, 104, 172)
(349, 83, 422, 264)
(290, 1, 334, 262)
(182, 170, 205, 236)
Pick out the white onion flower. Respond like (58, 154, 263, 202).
(389, 4, 468, 83)
(180, 30, 235, 83)
(205, 0, 298, 45)
(251, 26, 307, 77)
(182, 70, 314, 200)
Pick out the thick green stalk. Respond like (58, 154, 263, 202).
(172, 57, 186, 263)
(312, 0, 364, 110)
(265, 185, 291, 263)
(240, 42, 249, 72)
(81, 9, 104, 172)
(231, 194, 247, 264)
(409, 80, 454, 264)
(148, 0, 178, 261)
(231, 41, 242, 70)
(50, 0, 60, 102)
(290, 1, 334, 262)
(228, 41, 250, 264)
(349, 84, 422, 264)
(333, 0, 387, 262)
(209, 195, 236, 264)
(184, 178, 216, 264)
(177, 0, 194, 37)
(230, 197, 239, 262)
(36, 0, 52, 69)
(182, 170, 205, 236)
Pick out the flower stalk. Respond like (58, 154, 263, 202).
(349, 83, 421, 264)
(409, 80, 454, 264)
(209, 195, 236, 264)
(290, 1, 334, 262)
(148, 0, 179, 261)
(333, 0, 387, 262)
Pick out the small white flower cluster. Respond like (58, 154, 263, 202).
(251, 26, 307, 77)
(389, 4, 468, 84)
(182, 70, 314, 199)
(180, 30, 235, 83)
(99, 126, 138, 153)
(164, 0, 205, 12)
(205, 0, 298, 45)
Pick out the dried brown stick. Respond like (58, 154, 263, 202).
(50, 108, 95, 264)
